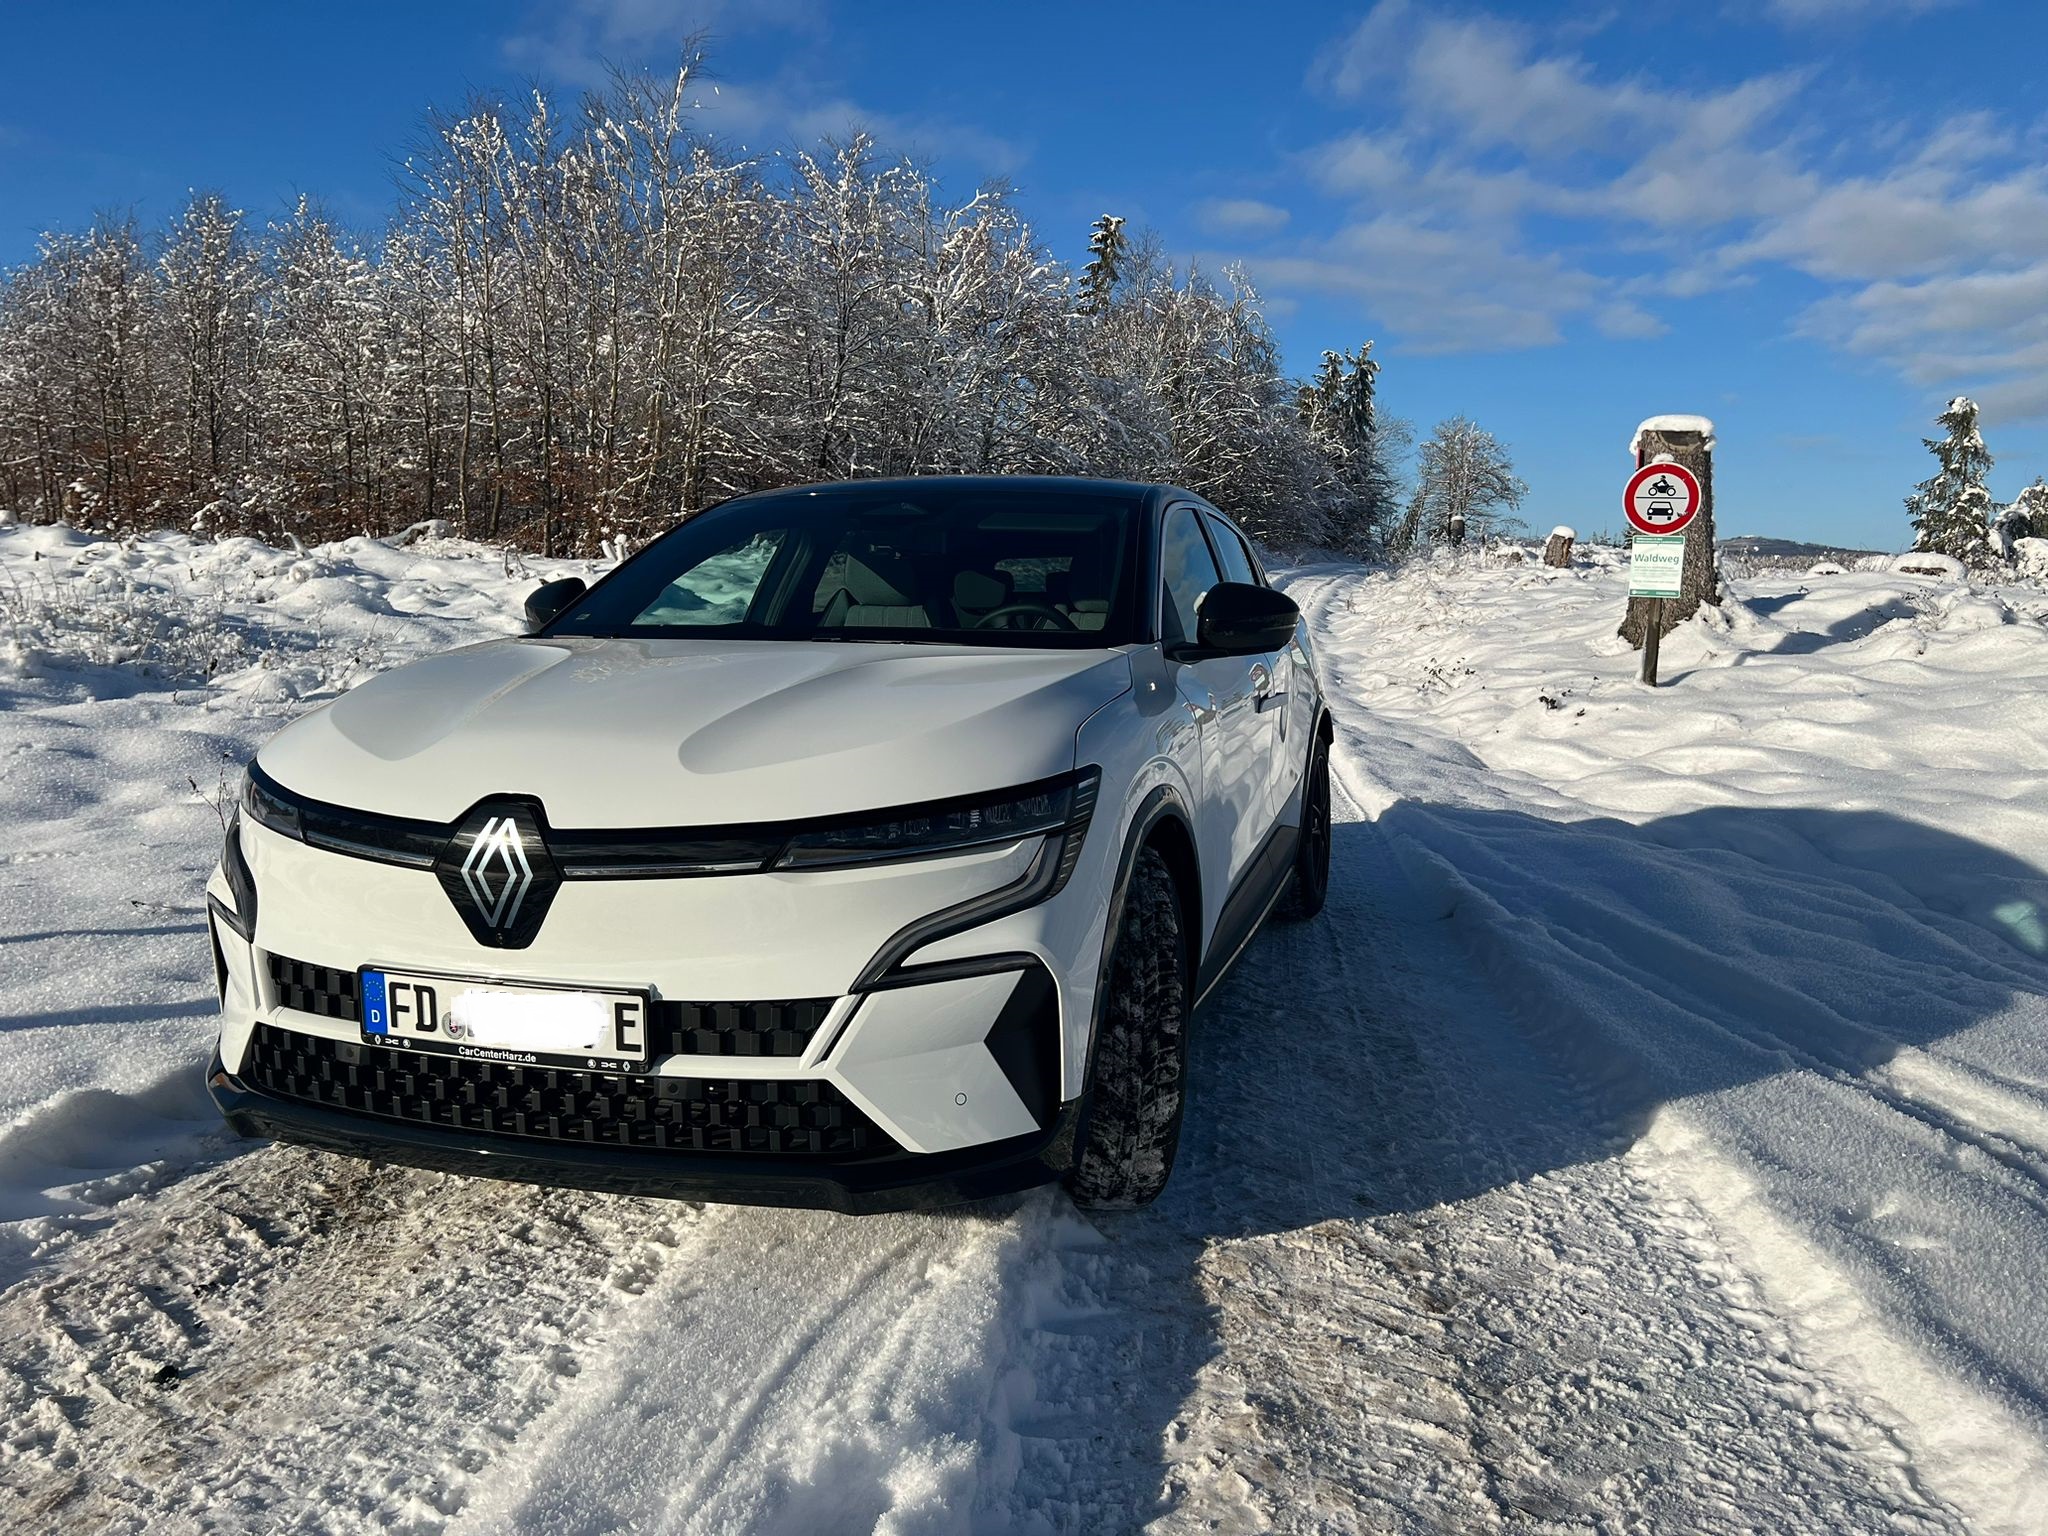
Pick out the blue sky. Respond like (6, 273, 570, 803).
(6, 0, 2047, 549)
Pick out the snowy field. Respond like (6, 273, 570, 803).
(2, 523, 2047, 1533)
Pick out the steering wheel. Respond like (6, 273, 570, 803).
(972, 601, 1077, 632)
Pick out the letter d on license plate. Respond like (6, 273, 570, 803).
(360, 967, 652, 1073)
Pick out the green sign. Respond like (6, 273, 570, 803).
(1628, 534, 1687, 598)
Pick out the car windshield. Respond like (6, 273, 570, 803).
(545, 484, 1142, 648)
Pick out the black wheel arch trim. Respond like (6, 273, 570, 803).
(1081, 783, 1201, 1067)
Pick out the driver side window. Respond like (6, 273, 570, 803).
(630, 530, 783, 626)
(1160, 508, 1222, 647)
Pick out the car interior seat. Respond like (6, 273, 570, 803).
(816, 547, 936, 628)
(951, 569, 1013, 626)
(1043, 566, 1111, 631)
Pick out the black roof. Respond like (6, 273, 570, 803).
(725, 474, 1195, 509)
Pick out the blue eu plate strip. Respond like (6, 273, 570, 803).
(361, 970, 389, 1034)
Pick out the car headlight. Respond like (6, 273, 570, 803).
(240, 760, 443, 867)
(216, 810, 259, 940)
(241, 763, 302, 839)
(776, 769, 1100, 870)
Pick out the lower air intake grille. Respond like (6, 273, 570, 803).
(269, 956, 360, 1021)
(263, 954, 831, 1057)
(243, 1024, 887, 1157)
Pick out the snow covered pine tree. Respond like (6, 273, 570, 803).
(1079, 214, 1127, 317)
(1996, 478, 2048, 558)
(1907, 397, 1996, 567)
(1295, 342, 1406, 557)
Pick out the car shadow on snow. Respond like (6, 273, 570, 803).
(1183, 801, 2048, 1227)
(1040, 800, 2048, 1523)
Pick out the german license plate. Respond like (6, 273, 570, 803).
(360, 967, 651, 1074)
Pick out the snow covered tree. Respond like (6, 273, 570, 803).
(1994, 477, 2047, 557)
(1296, 342, 1406, 556)
(1079, 214, 1127, 316)
(1397, 416, 1525, 553)
(155, 193, 263, 515)
(1907, 396, 1995, 566)
(0, 56, 1391, 557)
(262, 200, 388, 538)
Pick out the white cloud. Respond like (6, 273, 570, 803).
(1193, 198, 1291, 235)
(1758, 0, 1955, 22)
(1236, 217, 1605, 353)
(778, 96, 1028, 178)
(502, 0, 821, 88)
(1272, 3, 2048, 415)
(499, 9, 1024, 182)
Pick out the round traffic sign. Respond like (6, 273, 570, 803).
(1624, 462, 1701, 536)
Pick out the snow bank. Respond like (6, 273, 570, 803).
(1806, 560, 1845, 575)
(1292, 552, 2048, 1534)
(1891, 550, 1966, 579)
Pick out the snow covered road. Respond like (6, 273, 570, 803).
(1, 527, 2044, 1532)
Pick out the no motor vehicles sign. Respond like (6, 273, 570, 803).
(1624, 462, 1701, 537)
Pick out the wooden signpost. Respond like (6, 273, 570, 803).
(1620, 417, 1719, 681)
(1623, 461, 1702, 686)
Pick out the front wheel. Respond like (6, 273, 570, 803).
(1066, 847, 1190, 1211)
(1276, 732, 1331, 921)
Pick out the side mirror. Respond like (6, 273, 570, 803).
(1191, 582, 1298, 657)
(523, 576, 587, 634)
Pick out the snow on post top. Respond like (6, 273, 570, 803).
(1630, 414, 1716, 458)
(1551, 525, 1576, 540)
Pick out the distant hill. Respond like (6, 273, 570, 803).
(1719, 534, 1886, 561)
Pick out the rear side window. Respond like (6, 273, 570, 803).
(1160, 508, 1223, 646)
(1205, 515, 1261, 588)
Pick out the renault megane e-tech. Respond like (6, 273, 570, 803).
(205, 476, 1332, 1210)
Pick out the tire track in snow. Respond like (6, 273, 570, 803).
(976, 753, 1967, 1533)
(0, 1144, 692, 1533)
(1295, 562, 2048, 1535)
(443, 1201, 1039, 1536)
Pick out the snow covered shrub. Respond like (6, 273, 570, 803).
(0, 539, 391, 693)
(0, 566, 258, 683)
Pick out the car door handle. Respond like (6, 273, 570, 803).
(1254, 689, 1288, 713)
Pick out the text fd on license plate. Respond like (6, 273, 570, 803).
(359, 968, 651, 1073)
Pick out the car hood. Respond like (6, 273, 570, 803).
(257, 637, 1135, 827)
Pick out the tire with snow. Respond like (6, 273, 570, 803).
(1067, 847, 1190, 1211)
(1276, 732, 1331, 922)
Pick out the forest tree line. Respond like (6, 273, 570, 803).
(0, 62, 1522, 559)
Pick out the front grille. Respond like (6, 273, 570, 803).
(667, 999, 834, 1057)
(243, 1024, 887, 1157)
(263, 953, 831, 1057)
(269, 956, 360, 1021)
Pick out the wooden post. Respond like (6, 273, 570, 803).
(1640, 599, 1662, 685)
(1620, 418, 1718, 650)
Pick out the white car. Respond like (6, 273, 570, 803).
(206, 477, 1331, 1210)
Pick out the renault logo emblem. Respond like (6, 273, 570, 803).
(435, 801, 561, 948)
(462, 816, 534, 928)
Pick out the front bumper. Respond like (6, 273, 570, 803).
(204, 764, 1127, 1209)
(208, 1049, 1082, 1213)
